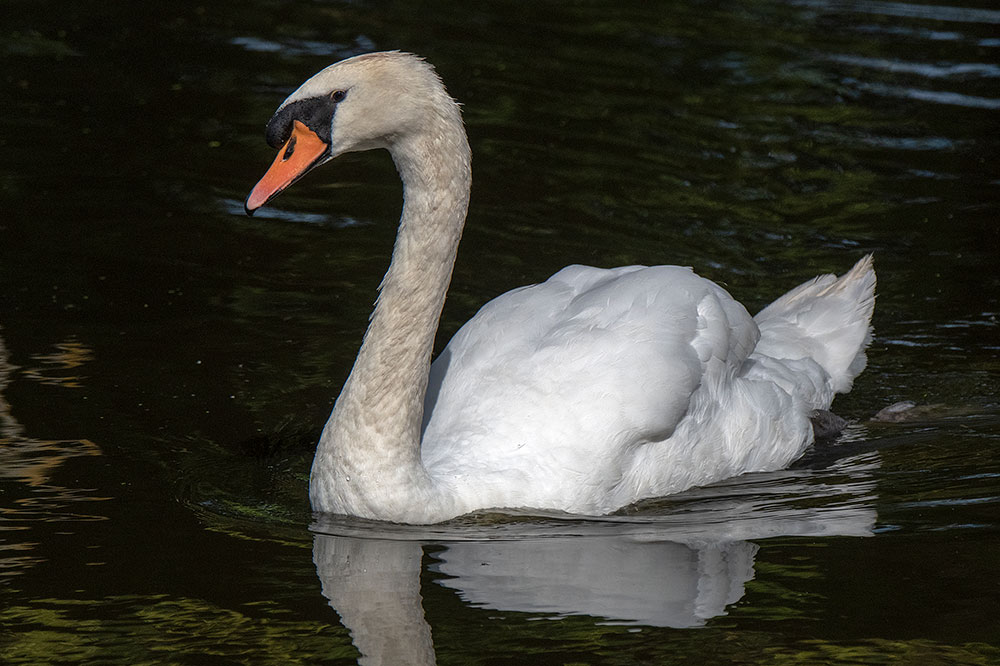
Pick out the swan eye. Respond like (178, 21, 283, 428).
(331, 90, 347, 103)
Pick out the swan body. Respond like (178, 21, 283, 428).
(246, 51, 876, 524)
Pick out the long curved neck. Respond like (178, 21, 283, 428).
(312, 106, 470, 515)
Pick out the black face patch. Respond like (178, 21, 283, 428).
(265, 95, 340, 148)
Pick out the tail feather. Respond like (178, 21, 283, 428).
(753, 255, 876, 394)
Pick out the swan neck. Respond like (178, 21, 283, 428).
(313, 107, 470, 517)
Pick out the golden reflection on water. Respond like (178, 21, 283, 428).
(0, 328, 107, 579)
(19, 338, 95, 389)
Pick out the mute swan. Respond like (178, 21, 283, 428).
(245, 51, 876, 524)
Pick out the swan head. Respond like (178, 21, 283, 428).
(245, 51, 460, 214)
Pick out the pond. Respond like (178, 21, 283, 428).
(2, 0, 998, 663)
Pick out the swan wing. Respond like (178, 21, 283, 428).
(421, 264, 759, 508)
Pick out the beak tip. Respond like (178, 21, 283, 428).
(244, 188, 268, 216)
(245, 121, 330, 219)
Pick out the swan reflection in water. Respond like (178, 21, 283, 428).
(311, 451, 878, 664)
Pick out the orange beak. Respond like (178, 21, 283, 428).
(245, 120, 330, 215)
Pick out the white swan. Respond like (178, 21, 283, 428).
(245, 51, 876, 524)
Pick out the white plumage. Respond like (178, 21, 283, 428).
(245, 52, 876, 524)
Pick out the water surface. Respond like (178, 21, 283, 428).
(1, 0, 998, 663)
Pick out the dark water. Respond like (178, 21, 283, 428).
(2, 0, 998, 663)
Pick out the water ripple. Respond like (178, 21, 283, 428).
(220, 197, 369, 228)
(791, 0, 1000, 24)
(842, 77, 1000, 109)
(828, 54, 1000, 79)
(229, 34, 376, 59)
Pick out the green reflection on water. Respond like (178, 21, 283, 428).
(2, 597, 356, 665)
(3, 594, 998, 665)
